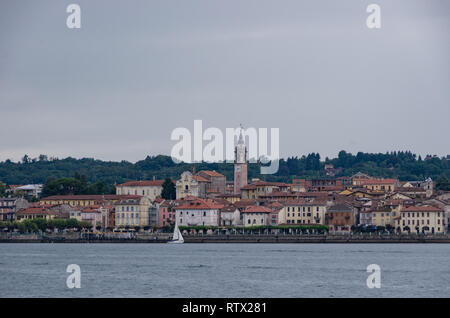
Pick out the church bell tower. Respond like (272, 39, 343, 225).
(234, 127, 248, 194)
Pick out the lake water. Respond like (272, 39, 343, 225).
(0, 243, 449, 298)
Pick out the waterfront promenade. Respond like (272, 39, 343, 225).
(1, 232, 450, 243)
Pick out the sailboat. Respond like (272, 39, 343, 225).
(168, 222, 184, 244)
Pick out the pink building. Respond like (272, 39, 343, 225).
(158, 200, 177, 227)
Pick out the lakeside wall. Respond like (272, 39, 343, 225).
(1, 233, 450, 243)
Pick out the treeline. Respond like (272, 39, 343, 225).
(41, 173, 115, 197)
(0, 151, 449, 191)
(0, 218, 94, 233)
(279, 151, 450, 181)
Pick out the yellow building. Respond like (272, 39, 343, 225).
(16, 205, 71, 222)
(370, 207, 398, 227)
(361, 179, 398, 193)
(279, 200, 327, 225)
(115, 197, 150, 228)
(176, 171, 201, 199)
(215, 194, 241, 204)
(240, 181, 291, 199)
(395, 205, 446, 234)
(40, 195, 136, 207)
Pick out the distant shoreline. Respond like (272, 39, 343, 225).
(2, 234, 450, 244)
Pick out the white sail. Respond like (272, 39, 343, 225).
(173, 223, 180, 241)
(169, 222, 184, 243)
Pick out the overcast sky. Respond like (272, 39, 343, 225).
(0, 0, 449, 162)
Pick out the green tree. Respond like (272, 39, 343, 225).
(436, 175, 450, 191)
(161, 178, 176, 200)
(0, 181, 6, 197)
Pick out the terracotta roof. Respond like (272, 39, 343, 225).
(197, 170, 225, 177)
(283, 199, 327, 206)
(17, 207, 51, 215)
(242, 206, 272, 213)
(175, 199, 223, 210)
(401, 205, 442, 212)
(245, 181, 291, 187)
(234, 199, 257, 208)
(42, 195, 142, 201)
(220, 205, 238, 212)
(363, 179, 397, 185)
(8, 185, 24, 190)
(117, 180, 165, 187)
(328, 203, 354, 213)
(217, 194, 240, 198)
(192, 175, 210, 182)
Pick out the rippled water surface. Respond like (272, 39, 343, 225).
(0, 243, 449, 297)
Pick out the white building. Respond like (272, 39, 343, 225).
(10, 184, 43, 198)
(219, 205, 241, 226)
(241, 206, 272, 227)
(116, 180, 164, 202)
(175, 199, 222, 226)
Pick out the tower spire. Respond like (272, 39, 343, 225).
(238, 124, 244, 144)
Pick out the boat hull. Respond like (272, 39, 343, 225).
(167, 240, 184, 244)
